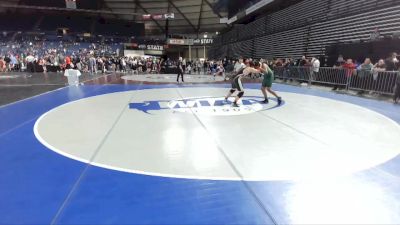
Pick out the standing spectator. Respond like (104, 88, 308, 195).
(385, 52, 399, 71)
(334, 55, 345, 68)
(357, 58, 374, 92)
(333, 59, 356, 91)
(203, 60, 208, 74)
(4, 54, 11, 72)
(65, 55, 72, 69)
(0, 57, 5, 72)
(370, 27, 380, 41)
(373, 59, 386, 74)
(196, 60, 202, 74)
(10, 54, 17, 71)
(26, 53, 35, 73)
(298, 55, 310, 81)
(89, 55, 96, 74)
(311, 57, 320, 80)
(358, 58, 374, 71)
(342, 59, 357, 76)
(234, 58, 245, 73)
(372, 59, 387, 93)
(121, 57, 126, 73)
(298, 55, 309, 66)
(215, 63, 225, 78)
(394, 75, 400, 104)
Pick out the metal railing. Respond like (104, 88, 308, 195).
(273, 66, 400, 95)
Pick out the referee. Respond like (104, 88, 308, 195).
(177, 57, 184, 83)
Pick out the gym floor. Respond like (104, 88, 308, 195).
(1, 72, 400, 225)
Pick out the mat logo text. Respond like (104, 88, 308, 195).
(129, 97, 266, 116)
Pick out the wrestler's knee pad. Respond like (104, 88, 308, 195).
(230, 89, 235, 94)
(238, 91, 244, 98)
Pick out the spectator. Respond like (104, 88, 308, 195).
(234, 58, 245, 73)
(25, 53, 35, 73)
(65, 55, 72, 69)
(215, 63, 225, 78)
(298, 55, 309, 67)
(196, 60, 202, 74)
(4, 54, 11, 71)
(342, 59, 356, 76)
(311, 57, 320, 80)
(332, 58, 356, 91)
(10, 54, 17, 71)
(358, 58, 373, 71)
(370, 27, 380, 41)
(89, 55, 96, 74)
(333, 55, 345, 68)
(373, 59, 386, 80)
(385, 52, 399, 71)
(0, 57, 5, 72)
(394, 76, 400, 104)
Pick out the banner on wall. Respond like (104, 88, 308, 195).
(167, 39, 213, 46)
(193, 39, 214, 45)
(124, 50, 145, 57)
(126, 43, 165, 51)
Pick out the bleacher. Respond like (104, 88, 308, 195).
(266, 0, 328, 33)
(20, 0, 65, 8)
(256, 26, 308, 59)
(238, 16, 267, 40)
(209, 0, 400, 60)
(307, 4, 400, 57)
(328, 0, 395, 18)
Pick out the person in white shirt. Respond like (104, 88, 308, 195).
(234, 58, 245, 73)
(196, 60, 202, 74)
(64, 68, 82, 86)
(311, 57, 320, 72)
(311, 57, 320, 80)
(182, 58, 187, 73)
(121, 58, 126, 73)
(25, 54, 35, 73)
(215, 63, 225, 78)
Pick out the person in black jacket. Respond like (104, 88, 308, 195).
(394, 74, 400, 104)
(4, 55, 11, 72)
(385, 53, 399, 71)
(177, 57, 184, 83)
